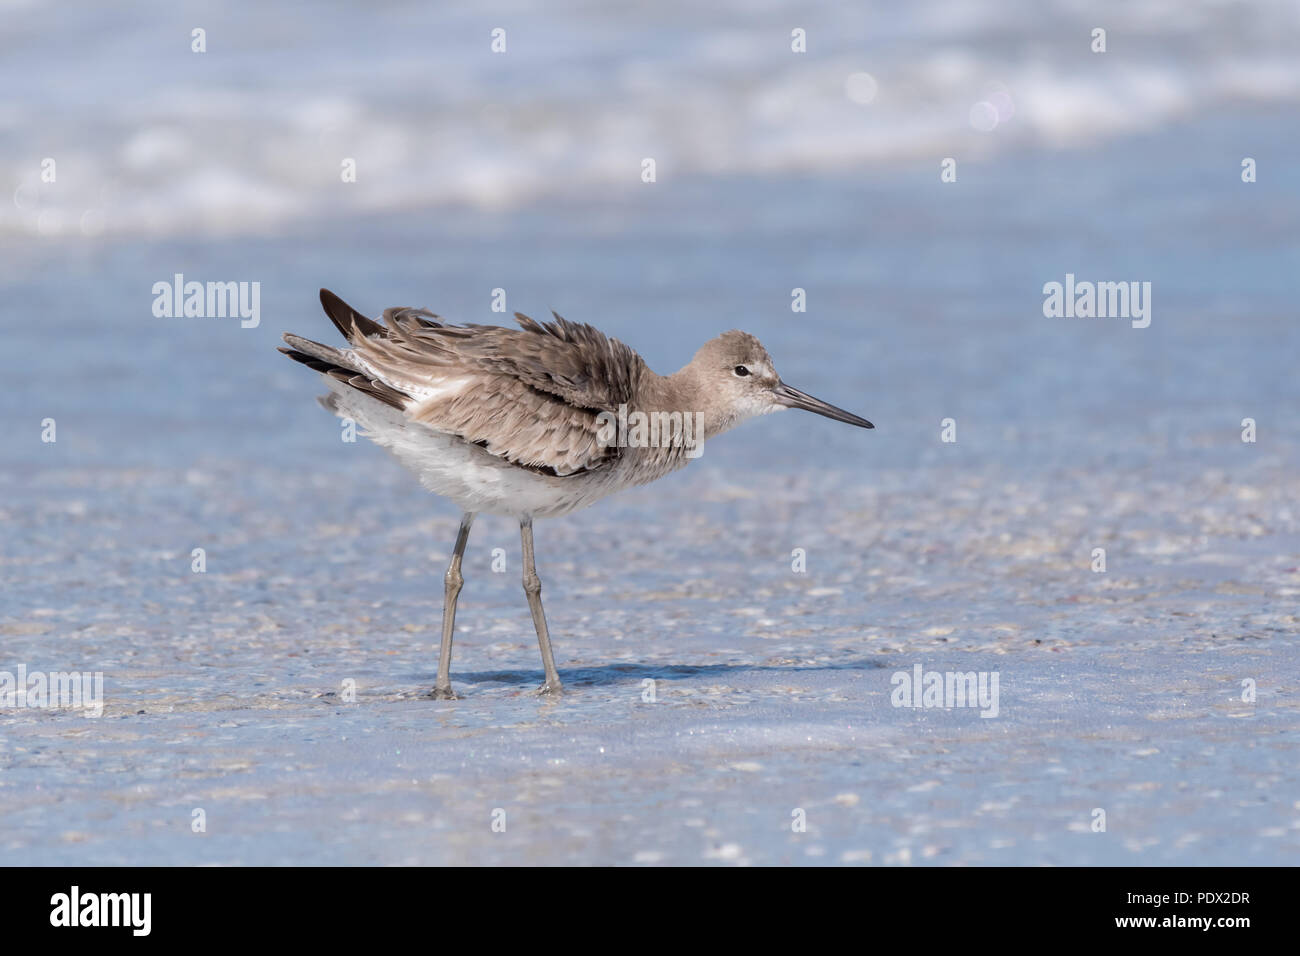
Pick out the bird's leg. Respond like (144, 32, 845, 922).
(520, 517, 563, 696)
(431, 512, 475, 700)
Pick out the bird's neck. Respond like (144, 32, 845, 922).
(652, 366, 742, 441)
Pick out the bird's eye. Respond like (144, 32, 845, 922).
(733, 365, 751, 377)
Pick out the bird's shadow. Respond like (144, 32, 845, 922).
(416, 657, 892, 690)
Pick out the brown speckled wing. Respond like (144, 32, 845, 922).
(412, 376, 616, 477)
(341, 300, 645, 477)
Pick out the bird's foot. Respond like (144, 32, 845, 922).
(537, 681, 564, 697)
(428, 685, 460, 701)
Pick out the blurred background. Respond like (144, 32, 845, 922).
(2, 1, 1298, 865)
(3, 0, 1298, 470)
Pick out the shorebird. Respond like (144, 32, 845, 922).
(280, 289, 873, 698)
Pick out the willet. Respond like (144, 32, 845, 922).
(280, 289, 873, 698)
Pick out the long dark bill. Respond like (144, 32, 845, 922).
(773, 381, 874, 429)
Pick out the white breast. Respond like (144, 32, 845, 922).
(322, 379, 617, 518)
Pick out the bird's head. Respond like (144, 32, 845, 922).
(685, 330, 874, 436)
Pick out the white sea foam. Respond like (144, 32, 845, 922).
(4, 0, 1299, 239)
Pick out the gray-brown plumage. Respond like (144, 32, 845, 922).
(280, 288, 872, 698)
